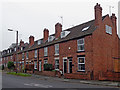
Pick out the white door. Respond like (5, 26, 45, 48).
(39, 61, 42, 71)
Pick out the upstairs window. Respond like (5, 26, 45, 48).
(82, 26, 90, 32)
(48, 36, 55, 42)
(38, 40, 41, 45)
(44, 47, 48, 56)
(26, 52, 29, 59)
(77, 38, 84, 51)
(55, 44, 59, 55)
(61, 31, 70, 38)
(106, 25, 112, 35)
(34, 50, 37, 58)
(7, 50, 9, 53)
(22, 53, 24, 60)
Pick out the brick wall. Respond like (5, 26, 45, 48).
(92, 15, 119, 80)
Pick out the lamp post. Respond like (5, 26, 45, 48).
(8, 29, 18, 73)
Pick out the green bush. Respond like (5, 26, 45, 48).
(44, 64, 53, 71)
(7, 61, 15, 70)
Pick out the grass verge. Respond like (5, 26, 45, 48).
(7, 72, 32, 77)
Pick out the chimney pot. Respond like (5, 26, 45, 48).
(55, 22, 62, 38)
(94, 3, 102, 26)
(20, 40, 24, 46)
(43, 28, 49, 42)
(29, 35, 34, 47)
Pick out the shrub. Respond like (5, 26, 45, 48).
(7, 61, 15, 70)
(44, 64, 53, 71)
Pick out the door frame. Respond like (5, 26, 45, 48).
(68, 58, 72, 73)
(63, 57, 67, 75)
(39, 60, 42, 71)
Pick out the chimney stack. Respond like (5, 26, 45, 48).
(43, 28, 49, 42)
(94, 3, 102, 26)
(20, 40, 24, 46)
(29, 35, 34, 47)
(55, 23, 62, 39)
(111, 13, 117, 26)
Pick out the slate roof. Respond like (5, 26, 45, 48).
(2, 15, 108, 56)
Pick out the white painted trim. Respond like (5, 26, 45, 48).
(63, 57, 67, 59)
(39, 61, 42, 71)
(54, 57, 59, 59)
(63, 58, 67, 75)
(68, 59, 72, 73)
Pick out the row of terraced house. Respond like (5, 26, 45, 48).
(1, 3, 120, 81)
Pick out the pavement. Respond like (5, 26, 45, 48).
(2, 71, 120, 88)
(31, 73, 120, 88)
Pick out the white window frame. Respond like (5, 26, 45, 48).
(44, 47, 48, 56)
(55, 44, 59, 55)
(26, 52, 29, 59)
(55, 57, 59, 70)
(78, 57, 85, 71)
(105, 25, 112, 35)
(34, 61, 37, 69)
(22, 53, 24, 60)
(34, 50, 37, 58)
(61, 31, 70, 38)
(38, 40, 41, 45)
(48, 36, 55, 42)
(77, 38, 84, 51)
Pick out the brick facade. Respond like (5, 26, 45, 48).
(1, 3, 120, 81)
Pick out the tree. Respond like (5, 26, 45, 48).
(7, 61, 15, 71)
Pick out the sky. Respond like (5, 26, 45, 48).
(1, 0, 120, 51)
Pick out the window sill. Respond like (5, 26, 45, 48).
(55, 54, 59, 56)
(55, 69, 59, 71)
(44, 56, 48, 57)
(77, 70, 85, 72)
(77, 51, 85, 53)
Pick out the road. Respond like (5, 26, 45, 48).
(2, 72, 119, 88)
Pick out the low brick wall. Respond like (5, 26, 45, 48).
(34, 71, 57, 77)
(99, 71, 120, 81)
(64, 73, 91, 80)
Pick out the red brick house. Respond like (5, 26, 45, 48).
(1, 3, 120, 81)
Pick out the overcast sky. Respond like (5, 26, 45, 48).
(1, 0, 119, 51)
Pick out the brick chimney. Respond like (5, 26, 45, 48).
(20, 40, 24, 46)
(111, 13, 117, 27)
(94, 3, 102, 26)
(43, 28, 49, 42)
(29, 35, 34, 47)
(55, 23, 62, 39)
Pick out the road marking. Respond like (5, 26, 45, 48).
(24, 83, 53, 88)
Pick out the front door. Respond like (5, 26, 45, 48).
(68, 58, 72, 73)
(63, 59, 67, 74)
(39, 61, 42, 71)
